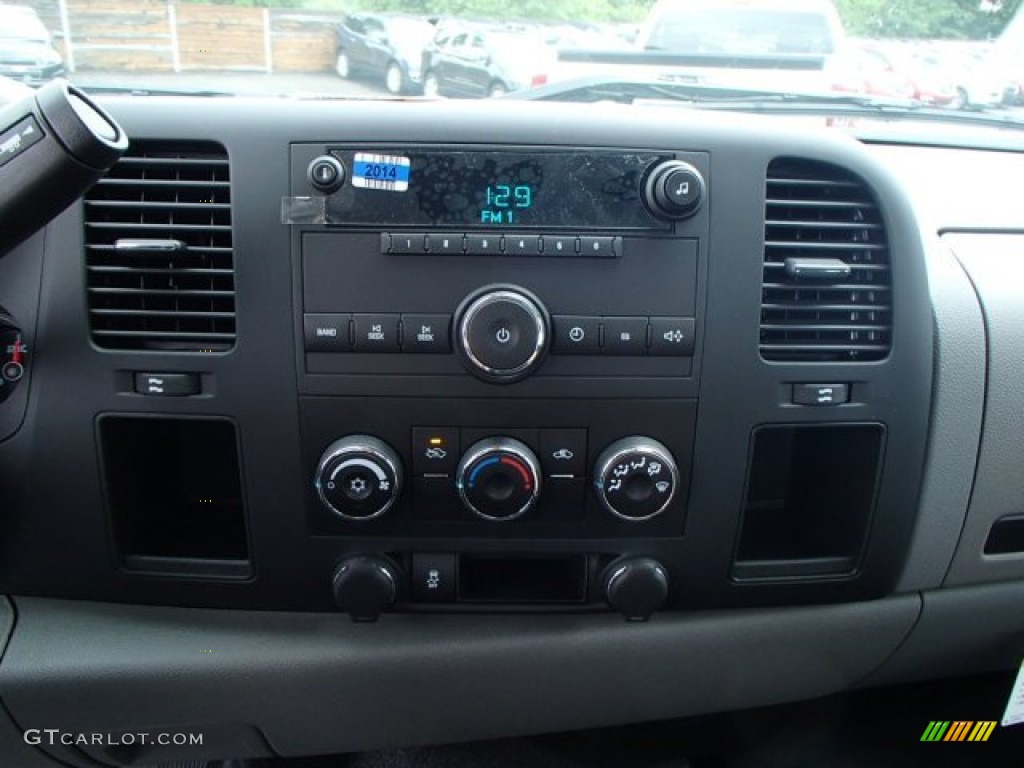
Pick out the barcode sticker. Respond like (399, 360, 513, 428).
(352, 153, 411, 191)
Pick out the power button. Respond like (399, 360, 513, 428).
(456, 287, 550, 384)
(307, 155, 346, 193)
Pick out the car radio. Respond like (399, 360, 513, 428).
(287, 142, 709, 617)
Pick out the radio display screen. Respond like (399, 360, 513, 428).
(324, 148, 672, 231)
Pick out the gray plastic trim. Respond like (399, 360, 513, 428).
(895, 237, 985, 592)
(0, 596, 919, 758)
(864, 581, 1024, 687)
(944, 234, 1024, 586)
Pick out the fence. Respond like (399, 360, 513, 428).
(25, 0, 339, 73)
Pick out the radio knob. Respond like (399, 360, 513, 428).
(456, 437, 542, 521)
(455, 286, 550, 384)
(332, 555, 401, 622)
(315, 435, 402, 521)
(594, 437, 679, 521)
(602, 557, 669, 621)
(644, 160, 705, 220)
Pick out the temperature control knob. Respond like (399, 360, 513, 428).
(594, 437, 679, 521)
(315, 435, 402, 521)
(0, 309, 26, 403)
(643, 160, 705, 220)
(456, 437, 541, 521)
(455, 286, 550, 384)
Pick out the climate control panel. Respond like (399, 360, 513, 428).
(307, 407, 691, 536)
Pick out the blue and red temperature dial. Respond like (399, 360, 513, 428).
(456, 438, 541, 521)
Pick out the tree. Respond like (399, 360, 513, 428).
(835, 0, 1024, 40)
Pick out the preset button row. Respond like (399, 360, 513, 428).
(383, 232, 617, 258)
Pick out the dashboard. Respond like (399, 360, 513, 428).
(0, 95, 1021, 766)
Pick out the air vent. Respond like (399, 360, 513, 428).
(85, 140, 235, 351)
(761, 158, 891, 362)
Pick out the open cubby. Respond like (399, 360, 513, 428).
(98, 415, 250, 578)
(732, 424, 885, 581)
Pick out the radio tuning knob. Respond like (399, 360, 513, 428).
(455, 285, 550, 384)
(643, 160, 705, 220)
(332, 555, 402, 622)
(602, 557, 669, 621)
(314, 435, 403, 521)
(594, 437, 679, 522)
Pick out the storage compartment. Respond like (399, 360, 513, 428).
(458, 554, 588, 603)
(732, 424, 885, 580)
(985, 516, 1024, 555)
(98, 415, 250, 578)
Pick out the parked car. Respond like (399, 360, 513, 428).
(0, 4, 64, 86)
(945, 50, 1008, 109)
(335, 12, 436, 95)
(553, 0, 851, 94)
(421, 23, 555, 98)
(833, 46, 916, 100)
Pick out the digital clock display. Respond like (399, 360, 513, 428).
(326, 149, 673, 232)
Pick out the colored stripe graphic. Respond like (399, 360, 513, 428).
(944, 721, 972, 741)
(921, 721, 949, 741)
(968, 721, 997, 742)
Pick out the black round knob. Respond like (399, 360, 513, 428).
(455, 286, 550, 384)
(456, 437, 542, 521)
(643, 160, 705, 220)
(332, 555, 401, 622)
(315, 436, 402, 521)
(0, 309, 25, 403)
(594, 437, 679, 522)
(603, 557, 669, 621)
(308, 155, 346, 193)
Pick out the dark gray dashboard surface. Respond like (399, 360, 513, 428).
(0, 595, 920, 759)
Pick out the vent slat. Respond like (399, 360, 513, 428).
(86, 222, 232, 234)
(764, 240, 887, 251)
(92, 330, 236, 341)
(88, 266, 234, 276)
(760, 323, 891, 332)
(763, 262, 890, 272)
(762, 282, 890, 292)
(91, 309, 233, 319)
(89, 287, 235, 298)
(766, 199, 870, 209)
(761, 158, 892, 363)
(85, 200, 232, 211)
(765, 220, 884, 230)
(87, 244, 232, 254)
(85, 140, 235, 351)
(95, 178, 231, 189)
(114, 156, 228, 167)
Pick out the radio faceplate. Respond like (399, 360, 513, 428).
(290, 143, 706, 573)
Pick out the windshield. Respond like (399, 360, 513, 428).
(644, 9, 837, 55)
(5, 0, 1024, 136)
(0, 7, 49, 41)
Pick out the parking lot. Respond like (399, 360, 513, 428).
(69, 71, 388, 99)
